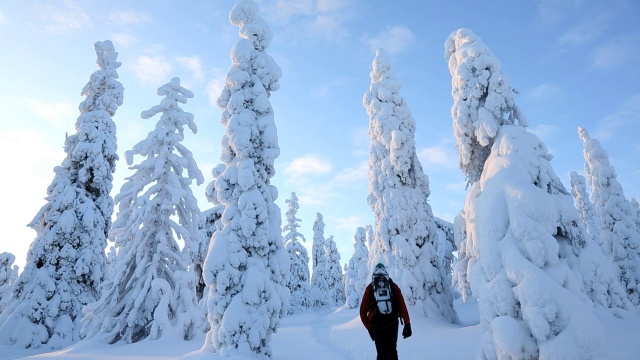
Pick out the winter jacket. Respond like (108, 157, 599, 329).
(359, 281, 410, 331)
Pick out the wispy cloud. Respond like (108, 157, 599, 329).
(206, 75, 226, 107)
(36, 0, 91, 34)
(283, 154, 333, 177)
(334, 215, 366, 231)
(107, 10, 151, 26)
(558, 13, 611, 47)
(131, 55, 173, 85)
(110, 33, 139, 48)
(364, 25, 415, 55)
(593, 94, 640, 140)
(0, 8, 6, 25)
(27, 99, 76, 129)
(525, 83, 563, 102)
(417, 145, 457, 169)
(262, 0, 351, 43)
(310, 77, 353, 98)
(528, 124, 561, 142)
(591, 34, 640, 69)
(334, 161, 368, 183)
(177, 56, 204, 82)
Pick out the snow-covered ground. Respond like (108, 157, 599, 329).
(3, 298, 639, 360)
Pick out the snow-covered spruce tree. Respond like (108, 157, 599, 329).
(82, 77, 205, 344)
(310, 213, 330, 308)
(570, 171, 604, 252)
(283, 192, 311, 314)
(0, 41, 122, 349)
(446, 29, 625, 358)
(0, 253, 18, 314)
(365, 224, 375, 270)
(325, 235, 345, 306)
(363, 48, 457, 322)
(344, 227, 369, 308)
(201, 1, 290, 357)
(579, 127, 640, 308)
(445, 28, 527, 187)
(195, 165, 225, 302)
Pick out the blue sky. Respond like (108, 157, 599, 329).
(1, 0, 639, 270)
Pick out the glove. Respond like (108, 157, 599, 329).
(402, 323, 412, 339)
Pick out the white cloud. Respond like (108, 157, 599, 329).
(558, 14, 610, 46)
(528, 124, 560, 141)
(365, 25, 415, 55)
(417, 146, 457, 168)
(107, 10, 151, 25)
(592, 34, 640, 69)
(37, 0, 91, 34)
(27, 99, 76, 129)
(526, 83, 563, 102)
(334, 215, 365, 231)
(334, 161, 368, 183)
(177, 56, 204, 82)
(263, 0, 351, 42)
(593, 94, 640, 140)
(131, 55, 172, 85)
(310, 77, 352, 98)
(0, 9, 6, 25)
(111, 33, 139, 48)
(283, 154, 333, 177)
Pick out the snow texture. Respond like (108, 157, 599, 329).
(82, 77, 205, 344)
(580, 127, 640, 309)
(0, 41, 122, 349)
(363, 48, 457, 323)
(445, 28, 527, 186)
(459, 125, 606, 359)
(310, 213, 330, 308)
(201, 1, 289, 358)
(0, 253, 18, 315)
(284, 192, 311, 314)
(344, 227, 369, 309)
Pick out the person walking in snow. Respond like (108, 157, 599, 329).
(360, 263, 411, 360)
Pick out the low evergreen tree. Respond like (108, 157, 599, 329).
(284, 193, 310, 314)
(344, 227, 369, 308)
(0, 253, 18, 314)
(325, 235, 345, 306)
(310, 213, 330, 308)
(82, 77, 205, 343)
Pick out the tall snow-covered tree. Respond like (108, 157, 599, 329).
(310, 213, 330, 308)
(363, 48, 457, 322)
(325, 235, 345, 306)
(0, 253, 18, 314)
(82, 77, 205, 344)
(283, 192, 310, 314)
(570, 171, 604, 251)
(445, 28, 527, 187)
(365, 224, 375, 270)
(579, 127, 640, 308)
(0, 40, 123, 349)
(201, 1, 290, 357)
(344, 227, 369, 309)
(446, 29, 626, 358)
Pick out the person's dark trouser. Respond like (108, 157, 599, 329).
(373, 320, 399, 360)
